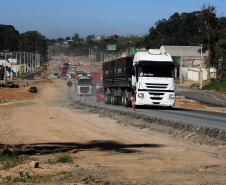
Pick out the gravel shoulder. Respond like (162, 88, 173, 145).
(0, 77, 226, 184)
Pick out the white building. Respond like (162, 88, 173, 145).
(160, 45, 215, 81)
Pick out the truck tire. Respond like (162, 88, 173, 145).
(124, 90, 131, 107)
(104, 92, 107, 104)
(121, 92, 125, 106)
(118, 96, 122, 105)
(111, 95, 119, 105)
(111, 94, 115, 105)
(124, 96, 131, 107)
(104, 92, 111, 104)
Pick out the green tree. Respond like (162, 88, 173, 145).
(0, 24, 20, 51)
(72, 33, 80, 43)
(19, 31, 48, 61)
(198, 4, 219, 80)
(86, 34, 95, 42)
(214, 29, 226, 78)
(56, 37, 64, 44)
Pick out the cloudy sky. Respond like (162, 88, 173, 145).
(1, 0, 225, 39)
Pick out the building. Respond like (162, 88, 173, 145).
(160, 45, 208, 67)
(96, 35, 107, 40)
(160, 45, 215, 81)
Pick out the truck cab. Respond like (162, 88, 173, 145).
(132, 49, 175, 107)
(77, 73, 92, 95)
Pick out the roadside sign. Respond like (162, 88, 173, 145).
(107, 44, 117, 51)
(67, 81, 73, 87)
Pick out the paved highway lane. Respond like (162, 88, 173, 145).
(82, 94, 226, 131)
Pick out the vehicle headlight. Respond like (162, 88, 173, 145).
(169, 94, 175, 100)
(138, 93, 144, 99)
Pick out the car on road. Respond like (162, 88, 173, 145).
(29, 86, 38, 93)
(8, 82, 19, 88)
(96, 87, 104, 102)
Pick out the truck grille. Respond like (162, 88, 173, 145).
(150, 97, 163, 100)
(138, 83, 174, 103)
(80, 87, 90, 93)
(145, 83, 168, 89)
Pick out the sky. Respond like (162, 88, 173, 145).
(0, 0, 226, 40)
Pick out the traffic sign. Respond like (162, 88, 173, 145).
(67, 81, 73, 87)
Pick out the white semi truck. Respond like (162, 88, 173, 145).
(77, 74, 92, 95)
(103, 49, 175, 108)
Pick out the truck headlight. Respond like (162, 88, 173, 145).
(138, 93, 144, 99)
(169, 94, 175, 100)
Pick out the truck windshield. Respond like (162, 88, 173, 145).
(139, 65, 174, 78)
(78, 79, 92, 84)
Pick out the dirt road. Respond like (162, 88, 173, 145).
(0, 78, 226, 184)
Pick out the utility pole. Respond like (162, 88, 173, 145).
(16, 52, 18, 77)
(32, 53, 34, 71)
(35, 51, 38, 68)
(180, 47, 183, 84)
(23, 52, 26, 73)
(10, 52, 13, 81)
(27, 52, 28, 71)
(200, 44, 203, 89)
(3, 50, 9, 83)
(20, 52, 22, 75)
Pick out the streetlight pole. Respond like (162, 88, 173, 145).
(200, 44, 203, 89)
(32, 53, 33, 71)
(10, 52, 13, 81)
(180, 47, 183, 84)
(23, 52, 26, 73)
(16, 52, 18, 77)
(35, 51, 38, 68)
(27, 52, 28, 71)
(19, 52, 22, 75)
(3, 50, 9, 83)
(30, 53, 32, 71)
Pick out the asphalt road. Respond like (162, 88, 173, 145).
(61, 77, 226, 132)
(176, 84, 226, 107)
(65, 80, 226, 131)
(82, 95, 226, 131)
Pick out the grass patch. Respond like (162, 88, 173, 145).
(0, 148, 28, 169)
(56, 153, 73, 163)
(12, 71, 33, 78)
(3, 171, 110, 184)
(202, 78, 226, 93)
(5, 172, 54, 184)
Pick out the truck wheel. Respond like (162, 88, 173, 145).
(104, 92, 111, 104)
(111, 94, 114, 105)
(124, 96, 131, 107)
(124, 91, 131, 107)
(104, 92, 107, 104)
(121, 92, 125, 106)
(118, 96, 122, 105)
(111, 95, 118, 105)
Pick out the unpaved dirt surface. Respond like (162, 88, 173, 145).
(0, 75, 226, 184)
